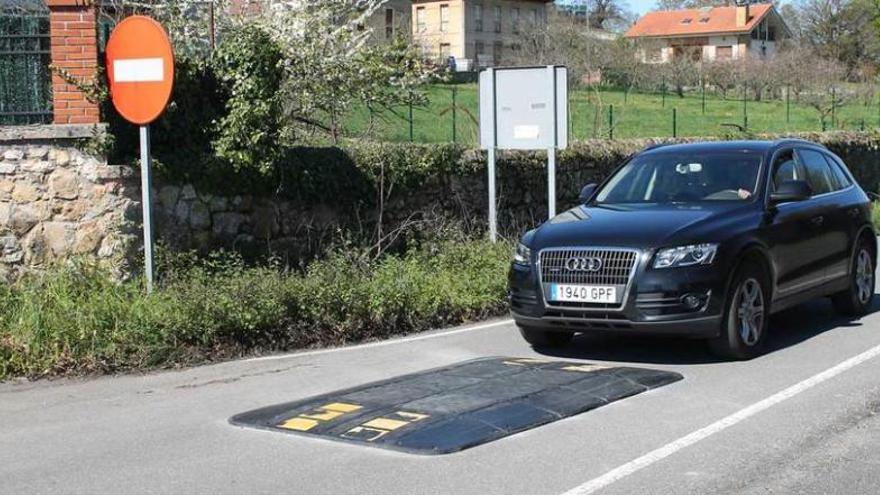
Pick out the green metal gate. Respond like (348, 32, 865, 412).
(0, 1, 52, 125)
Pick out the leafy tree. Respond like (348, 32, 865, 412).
(795, 0, 880, 77)
(565, 0, 631, 30)
(262, 0, 440, 142)
(211, 25, 286, 175)
(507, 8, 614, 85)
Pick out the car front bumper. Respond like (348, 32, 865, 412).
(508, 256, 728, 339)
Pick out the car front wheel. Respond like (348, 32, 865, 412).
(518, 326, 574, 348)
(710, 261, 769, 360)
(831, 240, 875, 317)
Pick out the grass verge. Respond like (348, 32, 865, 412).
(344, 85, 880, 144)
(0, 239, 512, 380)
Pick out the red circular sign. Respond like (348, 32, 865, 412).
(105, 16, 175, 125)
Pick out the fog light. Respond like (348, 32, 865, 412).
(681, 294, 702, 309)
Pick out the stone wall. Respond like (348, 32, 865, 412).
(146, 151, 609, 258)
(5, 128, 880, 279)
(0, 125, 137, 280)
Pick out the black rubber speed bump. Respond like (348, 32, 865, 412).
(230, 357, 682, 454)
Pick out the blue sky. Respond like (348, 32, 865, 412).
(628, 0, 660, 15)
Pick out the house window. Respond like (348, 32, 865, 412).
(493, 41, 503, 64)
(416, 6, 427, 33)
(474, 4, 483, 32)
(649, 48, 663, 62)
(699, 17, 710, 23)
(716, 45, 733, 61)
(531, 8, 538, 24)
(475, 41, 485, 58)
(385, 8, 394, 39)
(512, 8, 520, 33)
(440, 4, 449, 32)
(680, 18, 692, 24)
(493, 6, 502, 33)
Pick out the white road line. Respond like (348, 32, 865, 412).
(245, 318, 514, 363)
(560, 342, 880, 495)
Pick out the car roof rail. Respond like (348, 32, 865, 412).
(773, 138, 827, 149)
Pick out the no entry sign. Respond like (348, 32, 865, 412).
(105, 15, 175, 292)
(106, 15, 174, 125)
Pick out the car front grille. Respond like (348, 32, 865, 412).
(539, 248, 639, 286)
(538, 248, 640, 311)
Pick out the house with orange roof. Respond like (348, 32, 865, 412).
(624, 2, 790, 63)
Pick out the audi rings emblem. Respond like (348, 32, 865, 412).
(565, 257, 603, 272)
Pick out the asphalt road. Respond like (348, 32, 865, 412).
(4, 296, 880, 494)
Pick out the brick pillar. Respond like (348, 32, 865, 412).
(46, 0, 100, 125)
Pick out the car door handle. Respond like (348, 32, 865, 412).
(810, 215, 825, 226)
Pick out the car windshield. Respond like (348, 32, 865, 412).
(594, 151, 763, 205)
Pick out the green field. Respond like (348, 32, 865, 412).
(344, 85, 880, 144)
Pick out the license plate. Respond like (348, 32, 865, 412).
(549, 284, 617, 303)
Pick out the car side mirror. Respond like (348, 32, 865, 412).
(770, 180, 812, 204)
(579, 183, 598, 204)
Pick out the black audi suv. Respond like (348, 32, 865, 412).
(508, 140, 876, 359)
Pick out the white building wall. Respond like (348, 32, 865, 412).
(704, 35, 740, 61)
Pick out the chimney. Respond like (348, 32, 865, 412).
(736, 3, 750, 28)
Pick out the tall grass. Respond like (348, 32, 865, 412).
(0, 239, 512, 380)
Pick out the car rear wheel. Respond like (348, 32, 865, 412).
(518, 326, 574, 348)
(709, 261, 769, 360)
(831, 240, 875, 317)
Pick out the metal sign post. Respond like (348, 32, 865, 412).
(488, 68, 498, 242)
(480, 65, 568, 241)
(106, 16, 175, 293)
(488, 147, 497, 242)
(139, 126, 155, 293)
(547, 65, 557, 219)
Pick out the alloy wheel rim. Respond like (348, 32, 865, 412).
(856, 249, 874, 305)
(736, 278, 764, 347)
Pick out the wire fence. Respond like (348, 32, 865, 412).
(344, 83, 880, 145)
(0, 4, 52, 126)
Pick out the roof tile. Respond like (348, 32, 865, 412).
(625, 4, 773, 38)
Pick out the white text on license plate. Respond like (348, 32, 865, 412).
(549, 284, 617, 303)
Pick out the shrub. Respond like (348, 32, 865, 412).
(211, 25, 286, 175)
(0, 239, 512, 380)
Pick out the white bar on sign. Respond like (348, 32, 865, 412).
(114, 58, 164, 82)
(514, 125, 540, 140)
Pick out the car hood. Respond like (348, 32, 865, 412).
(529, 202, 757, 249)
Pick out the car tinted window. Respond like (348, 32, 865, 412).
(799, 149, 837, 194)
(771, 150, 798, 190)
(595, 151, 762, 204)
(822, 152, 852, 189)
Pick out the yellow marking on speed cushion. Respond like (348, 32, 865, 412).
(277, 402, 362, 431)
(562, 364, 610, 373)
(279, 417, 320, 431)
(322, 402, 362, 413)
(301, 410, 346, 421)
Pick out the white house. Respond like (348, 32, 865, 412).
(624, 3, 791, 63)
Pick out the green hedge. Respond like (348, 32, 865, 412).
(135, 130, 880, 200)
(0, 239, 511, 380)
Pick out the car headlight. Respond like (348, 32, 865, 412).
(513, 242, 532, 265)
(654, 243, 718, 268)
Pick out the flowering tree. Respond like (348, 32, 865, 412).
(262, 0, 441, 142)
